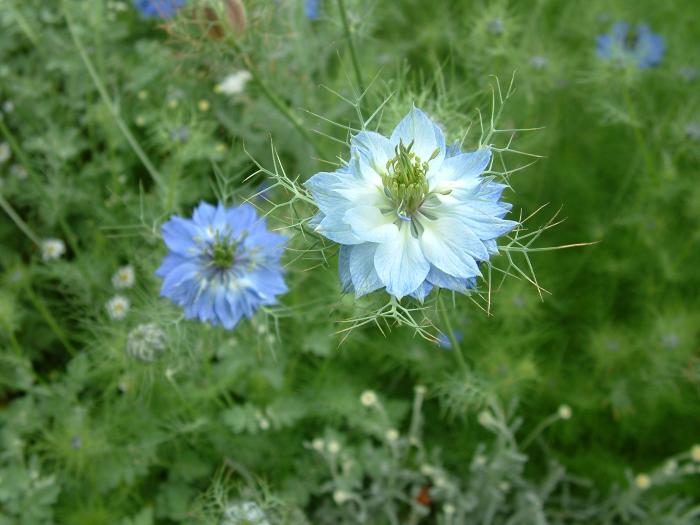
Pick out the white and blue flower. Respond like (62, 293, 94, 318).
(156, 202, 287, 329)
(133, 0, 186, 19)
(597, 22, 664, 69)
(305, 108, 518, 300)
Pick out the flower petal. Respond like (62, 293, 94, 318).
(427, 266, 477, 293)
(390, 107, 445, 166)
(430, 148, 491, 192)
(349, 243, 384, 297)
(374, 225, 430, 299)
(419, 217, 486, 278)
(338, 245, 354, 293)
(344, 206, 399, 243)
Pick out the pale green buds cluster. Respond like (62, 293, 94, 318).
(381, 140, 439, 219)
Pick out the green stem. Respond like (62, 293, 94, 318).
(64, 10, 165, 189)
(336, 0, 366, 95)
(438, 294, 469, 373)
(0, 118, 38, 180)
(0, 193, 41, 247)
(231, 41, 319, 153)
(24, 285, 77, 356)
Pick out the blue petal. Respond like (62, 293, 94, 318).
(351, 130, 394, 173)
(410, 280, 433, 302)
(427, 266, 477, 293)
(162, 216, 200, 255)
(349, 243, 384, 297)
(338, 245, 354, 293)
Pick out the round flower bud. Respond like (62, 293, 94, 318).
(311, 438, 325, 451)
(557, 404, 572, 420)
(126, 323, 167, 362)
(385, 429, 399, 442)
(333, 490, 350, 505)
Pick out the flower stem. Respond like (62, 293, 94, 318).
(336, 0, 366, 95)
(24, 284, 77, 356)
(230, 41, 320, 153)
(64, 11, 165, 190)
(0, 193, 41, 247)
(438, 294, 469, 372)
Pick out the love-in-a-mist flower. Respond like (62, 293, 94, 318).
(156, 202, 287, 330)
(215, 70, 252, 96)
(133, 0, 186, 19)
(305, 107, 518, 300)
(597, 23, 664, 69)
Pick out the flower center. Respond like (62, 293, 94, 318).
(382, 140, 438, 219)
(210, 235, 237, 270)
(623, 30, 639, 50)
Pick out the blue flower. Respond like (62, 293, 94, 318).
(156, 202, 288, 329)
(306, 107, 518, 301)
(305, 0, 320, 20)
(597, 22, 664, 69)
(133, 0, 186, 19)
(437, 330, 463, 349)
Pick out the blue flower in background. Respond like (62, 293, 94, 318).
(305, 0, 320, 20)
(306, 107, 518, 301)
(156, 202, 287, 330)
(437, 330, 463, 349)
(597, 22, 664, 69)
(133, 0, 186, 19)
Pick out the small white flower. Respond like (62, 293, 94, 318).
(414, 384, 427, 396)
(112, 265, 135, 289)
(333, 490, 350, 505)
(0, 142, 10, 163)
(691, 444, 700, 462)
(635, 473, 651, 490)
(385, 428, 399, 442)
(216, 70, 253, 96)
(557, 404, 572, 420)
(256, 412, 270, 431)
(311, 438, 325, 451)
(499, 481, 511, 493)
(473, 454, 487, 467)
(327, 440, 340, 454)
(198, 99, 210, 112)
(127, 323, 166, 362)
(360, 390, 377, 407)
(443, 503, 456, 515)
(106, 295, 130, 320)
(41, 238, 65, 261)
(2, 101, 14, 113)
(222, 501, 270, 525)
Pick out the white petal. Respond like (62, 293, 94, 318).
(430, 148, 491, 192)
(374, 224, 430, 299)
(351, 131, 393, 180)
(419, 217, 486, 278)
(316, 214, 363, 245)
(390, 107, 446, 166)
(344, 206, 399, 243)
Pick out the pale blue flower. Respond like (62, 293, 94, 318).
(597, 23, 664, 69)
(437, 330, 463, 349)
(305, 0, 320, 20)
(306, 108, 518, 300)
(156, 202, 287, 329)
(133, 0, 186, 19)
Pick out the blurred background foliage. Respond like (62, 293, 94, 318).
(1, 0, 699, 523)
